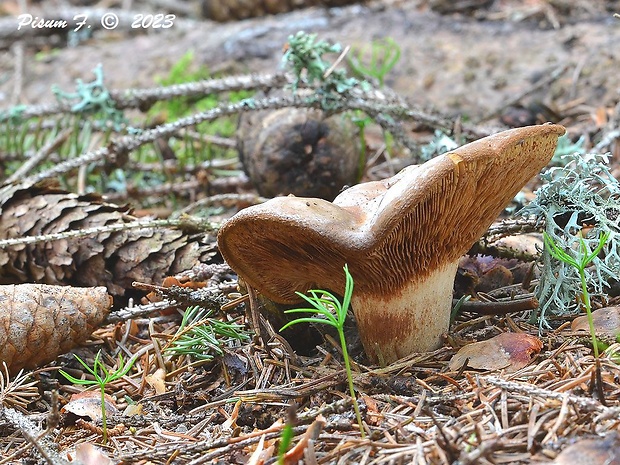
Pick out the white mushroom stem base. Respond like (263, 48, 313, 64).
(351, 261, 458, 365)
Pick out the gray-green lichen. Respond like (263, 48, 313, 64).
(520, 152, 620, 327)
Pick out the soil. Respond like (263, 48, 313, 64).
(3, 1, 620, 126)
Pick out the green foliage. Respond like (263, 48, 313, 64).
(349, 114, 373, 178)
(146, 51, 250, 166)
(277, 421, 294, 464)
(59, 350, 135, 443)
(344, 37, 402, 171)
(150, 52, 218, 121)
(348, 37, 401, 87)
(281, 265, 365, 438)
(544, 231, 610, 357)
(521, 153, 620, 326)
(450, 294, 471, 324)
(283, 31, 359, 108)
(165, 306, 250, 361)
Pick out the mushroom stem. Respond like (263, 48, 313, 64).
(351, 261, 458, 364)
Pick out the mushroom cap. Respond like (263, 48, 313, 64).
(218, 124, 565, 303)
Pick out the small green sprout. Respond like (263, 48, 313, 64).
(348, 37, 401, 87)
(165, 306, 250, 362)
(59, 350, 135, 443)
(280, 264, 365, 438)
(543, 231, 611, 358)
(277, 417, 295, 465)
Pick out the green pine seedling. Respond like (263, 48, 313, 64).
(277, 420, 294, 464)
(280, 264, 365, 438)
(59, 350, 135, 443)
(543, 231, 611, 358)
(348, 37, 401, 88)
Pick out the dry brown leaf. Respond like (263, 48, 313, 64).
(0, 284, 111, 373)
(572, 306, 620, 337)
(123, 403, 144, 416)
(146, 367, 167, 395)
(449, 332, 543, 373)
(552, 432, 620, 465)
(362, 394, 382, 426)
(70, 442, 114, 465)
(283, 414, 326, 464)
(62, 391, 118, 421)
(222, 399, 242, 430)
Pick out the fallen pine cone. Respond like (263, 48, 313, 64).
(0, 284, 111, 373)
(237, 102, 362, 201)
(0, 186, 215, 299)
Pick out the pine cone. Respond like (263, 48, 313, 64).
(0, 284, 111, 373)
(0, 186, 215, 299)
(237, 107, 362, 200)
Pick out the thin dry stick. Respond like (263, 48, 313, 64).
(482, 375, 620, 416)
(324, 45, 351, 79)
(456, 296, 539, 315)
(179, 193, 270, 215)
(114, 72, 289, 110)
(0, 215, 217, 249)
(0, 407, 70, 465)
(1, 73, 288, 120)
(481, 216, 543, 242)
(107, 300, 179, 323)
(541, 393, 571, 443)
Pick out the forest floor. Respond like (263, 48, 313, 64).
(2, 0, 620, 464)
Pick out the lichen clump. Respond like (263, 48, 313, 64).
(521, 153, 620, 326)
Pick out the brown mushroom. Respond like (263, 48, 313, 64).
(218, 124, 565, 364)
